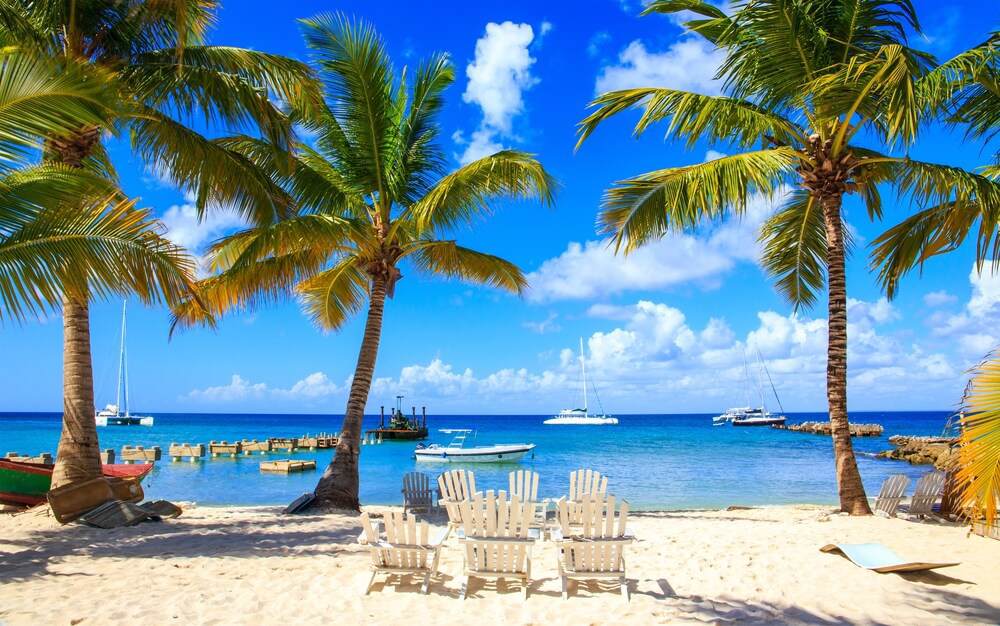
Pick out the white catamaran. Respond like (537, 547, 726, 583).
(713, 349, 785, 427)
(544, 338, 618, 425)
(96, 302, 153, 426)
(414, 429, 535, 463)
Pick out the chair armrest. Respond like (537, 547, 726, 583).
(429, 526, 450, 547)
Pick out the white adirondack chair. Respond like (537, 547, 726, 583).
(438, 469, 477, 528)
(569, 469, 608, 501)
(554, 494, 634, 600)
(458, 491, 537, 600)
(509, 470, 546, 527)
(874, 474, 911, 518)
(909, 471, 946, 518)
(401, 472, 436, 514)
(358, 511, 448, 595)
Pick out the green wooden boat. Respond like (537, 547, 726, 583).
(0, 459, 152, 507)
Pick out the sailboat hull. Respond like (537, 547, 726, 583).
(96, 415, 153, 426)
(732, 416, 786, 427)
(543, 416, 618, 425)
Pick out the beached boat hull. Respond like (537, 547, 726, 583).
(0, 459, 153, 507)
(414, 444, 535, 463)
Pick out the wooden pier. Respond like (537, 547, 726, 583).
(260, 460, 317, 474)
(168, 443, 206, 462)
(240, 439, 272, 454)
(208, 441, 242, 457)
(268, 437, 298, 452)
(120, 445, 162, 464)
(773, 421, 884, 437)
(297, 434, 337, 450)
(5, 452, 52, 464)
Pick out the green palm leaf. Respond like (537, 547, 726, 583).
(957, 351, 1000, 532)
(298, 256, 370, 331)
(405, 239, 528, 294)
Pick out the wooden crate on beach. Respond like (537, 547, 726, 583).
(5, 452, 53, 464)
(169, 443, 206, 462)
(241, 439, 272, 454)
(121, 445, 161, 464)
(260, 459, 317, 474)
(209, 441, 242, 457)
(268, 437, 298, 452)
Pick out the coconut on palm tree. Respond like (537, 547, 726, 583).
(0, 0, 319, 487)
(172, 14, 556, 511)
(576, 0, 1000, 514)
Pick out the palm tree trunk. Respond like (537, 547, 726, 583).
(51, 295, 103, 488)
(312, 274, 387, 510)
(822, 193, 871, 515)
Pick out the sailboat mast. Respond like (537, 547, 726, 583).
(580, 337, 588, 417)
(116, 301, 126, 417)
(742, 349, 751, 408)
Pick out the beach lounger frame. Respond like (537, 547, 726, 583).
(908, 471, 946, 518)
(401, 471, 437, 515)
(554, 494, 634, 600)
(359, 511, 448, 595)
(458, 492, 536, 600)
(820, 542, 959, 573)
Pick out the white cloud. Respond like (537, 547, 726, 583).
(522, 312, 562, 334)
(456, 22, 540, 165)
(184, 371, 342, 404)
(595, 38, 725, 96)
(930, 265, 1000, 359)
(923, 290, 957, 307)
(587, 31, 611, 57)
(526, 185, 790, 302)
(160, 194, 247, 258)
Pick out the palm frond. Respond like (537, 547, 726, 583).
(759, 189, 828, 309)
(0, 162, 119, 232)
(598, 147, 800, 253)
(410, 150, 557, 232)
(956, 350, 1000, 532)
(298, 255, 370, 331)
(404, 239, 527, 295)
(577, 88, 804, 151)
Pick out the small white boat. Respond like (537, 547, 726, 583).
(414, 430, 535, 463)
(95, 302, 153, 427)
(544, 338, 618, 425)
(716, 349, 785, 428)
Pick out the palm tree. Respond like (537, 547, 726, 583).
(172, 14, 556, 510)
(575, 0, 1000, 514)
(955, 352, 1000, 532)
(0, 1, 319, 487)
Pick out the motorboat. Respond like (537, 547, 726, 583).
(414, 429, 535, 463)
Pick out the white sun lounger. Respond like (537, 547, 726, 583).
(359, 511, 448, 594)
(873, 474, 911, 518)
(908, 471, 946, 518)
(820, 543, 959, 573)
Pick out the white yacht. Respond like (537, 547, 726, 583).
(544, 338, 618, 425)
(414, 429, 535, 463)
(715, 349, 785, 427)
(96, 302, 153, 426)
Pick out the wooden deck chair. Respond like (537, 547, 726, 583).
(873, 474, 911, 518)
(554, 494, 634, 600)
(458, 491, 536, 600)
(509, 470, 546, 527)
(569, 469, 608, 501)
(401, 472, 436, 514)
(908, 471, 946, 518)
(359, 511, 448, 595)
(438, 469, 477, 528)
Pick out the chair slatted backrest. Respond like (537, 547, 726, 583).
(509, 470, 539, 503)
(361, 511, 431, 571)
(438, 469, 476, 502)
(459, 491, 535, 575)
(874, 474, 911, 517)
(556, 494, 630, 574)
(910, 471, 946, 515)
(569, 469, 607, 501)
(402, 472, 434, 511)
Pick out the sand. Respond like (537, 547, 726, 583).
(1, 504, 998, 625)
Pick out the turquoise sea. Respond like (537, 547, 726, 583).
(1, 411, 953, 510)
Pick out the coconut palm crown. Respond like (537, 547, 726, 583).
(172, 14, 557, 510)
(576, 0, 1000, 514)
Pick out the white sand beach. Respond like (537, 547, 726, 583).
(1, 504, 998, 625)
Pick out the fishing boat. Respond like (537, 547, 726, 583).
(544, 338, 618, 425)
(414, 429, 535, 463)
(716, 349, 786, 427)
(96, 302, 153, 426)
(0, 459, 153, 508)
(365, 395, 429, 441)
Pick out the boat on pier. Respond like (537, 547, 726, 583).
(365, 396, 429, 441)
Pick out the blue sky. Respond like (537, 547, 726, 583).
(5, 0, 1000, 415)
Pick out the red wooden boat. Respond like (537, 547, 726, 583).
(0, 459, 153, 507)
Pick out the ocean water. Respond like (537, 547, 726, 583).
(0, 411, 954, 510)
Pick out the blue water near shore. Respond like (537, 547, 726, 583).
(1, 411, 954, 510)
